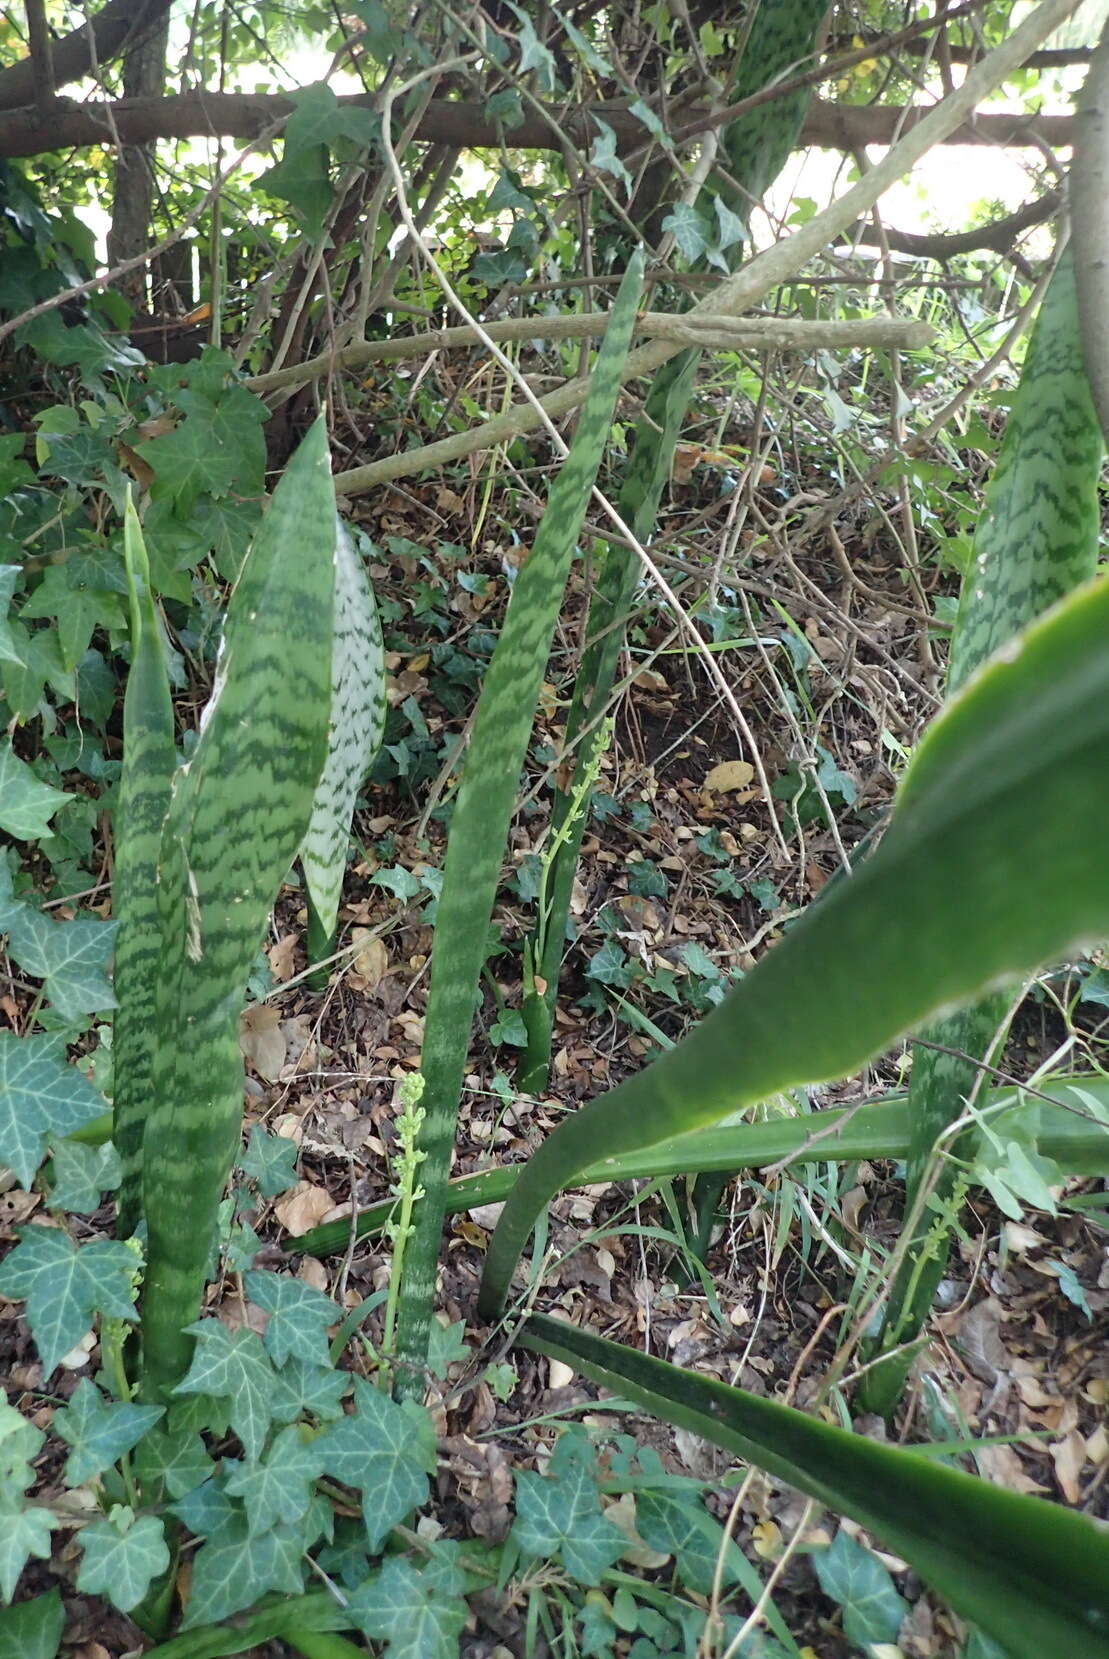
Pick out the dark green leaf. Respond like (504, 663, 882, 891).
(814, 1528, 908, 1648)
(0, 1228, 137, 1375)
(76, 1507, 170, 1612)
(54, 1378, 163, 1485)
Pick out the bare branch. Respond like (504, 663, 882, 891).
(848, 191, 1061, 260)
(22, 0, 56, 119)
(331, 0, 1085, 498)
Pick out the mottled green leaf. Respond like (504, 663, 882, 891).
(54, 1378, 163, 1486)
(77, 1507, 170, 1612)
(0, 568, 25, 667)
(0, 1228, 137, 1375)
(133, 1426, 214, 1501)
(268, 1358, 350, 1425)
(300, 518, 386, 951)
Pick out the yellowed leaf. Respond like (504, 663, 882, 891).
(704, 759, 755, 793)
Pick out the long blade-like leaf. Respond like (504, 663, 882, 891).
(291, 1077, 1109, 1258)
(861, 243, 1104, 1412)
(392, 252, 646, 1390)
(300, 516, 386, 972)
(113, 496, 176, 1239)
(480, 576, 1109, 1317)
(519, 1314, 1109, 1659)
(139, 419, 336, 1402)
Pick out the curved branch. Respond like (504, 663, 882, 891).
(0, 0, 172, 112)
(847, 190, 1061, 261)
(0, 88, 1080, 162)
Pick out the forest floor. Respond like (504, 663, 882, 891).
(3, 394, 1107, 1659)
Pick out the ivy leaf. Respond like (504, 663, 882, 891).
(347, 1543, 469, 1659)
(661, 201, 708, 264)
(244, 1270, 338, 1368)
(133, 1427, 214, 1501)
(239, 1125, 299, 1196)
(0, 1400, 43, 1500)
(315, 1377, 430, 1550)
(0, 1586, 65, 1659)
(503, 2, 556, 89)
(0, 567, 25, 667)
(0, 744, 70, 840)
(182, 1514, 305, 1628)
(168, 1477, 236, 1539)
(1, 627, 74, 722)
(589, 118, 632, 196)
(54, 1378, 163, 1486)
(77, 1507, 170, 1613)
(175, 1322, 277, 1461)
(268, 1357, 350, 1424)
(814, 1528, 908, 1649)
(511, 1433, 625, 1585)
(2, 904, 117, 1022)
(0, 1228, 138, 1375)
(46, 1139, 121, 1214)
(0, 1498, 57, 1602)
(19, 566, 126, 671)
(135, 414, 238, 515)
(223, 1424, 323, 1533)
(0, 1032, 108, 1185)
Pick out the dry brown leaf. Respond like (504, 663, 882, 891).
(238, 1003, 286, 1082)
(1051, 1429, 1087, 1503)
(268, 934, 298, 982)
(350, 929, 389, 991)
(704, 759, 755, 793)
(274, 1181, 333, 1236)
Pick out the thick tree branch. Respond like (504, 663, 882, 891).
(0, 87, 1080, 162)
(0, 0, 172, 112)
(329, 0, 1082, 498)
(847, 190, 1061, 260)
(22, 0, 56, 119)
(246, 313, 935, 398)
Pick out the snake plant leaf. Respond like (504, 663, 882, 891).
(139, 417, 336, 1403)
(519, 1314, 1109, 1659)
(862, 244, 1105, 1412)
(113, 495, 177, 1238)
(479, 576, 1109, 1318)
(391, 250, 646, 1390)
(299, 516, 386, 965)
(292, 1077, 1109, 1258)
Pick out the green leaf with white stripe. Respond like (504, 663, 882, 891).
(138, 418, 336, 1403)
(300, 515, 386, 981)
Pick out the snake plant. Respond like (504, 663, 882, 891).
(112, 419, 339, 1402)
(859, 241, 1105, 1414)
(518, 0, 829, 1096)
(390, 253, 645, 1390)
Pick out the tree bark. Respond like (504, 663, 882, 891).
(0, 88, 1079, 161)
(107, 6, 170, 306)
(0, 0, 173, 112)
